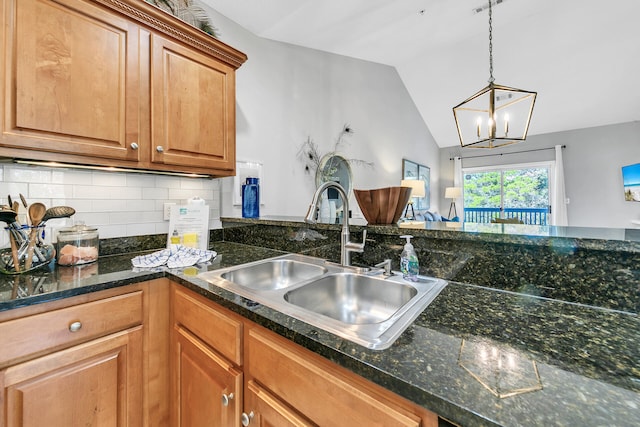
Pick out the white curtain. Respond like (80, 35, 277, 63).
(552, 145, 568, 226)
(454, 157, 464, 218)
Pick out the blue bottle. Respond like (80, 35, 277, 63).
(242, 177, 260, 218)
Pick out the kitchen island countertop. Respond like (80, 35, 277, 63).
(0, 241, 638, 427)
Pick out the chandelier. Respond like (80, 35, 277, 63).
(453, 0, 536, 148)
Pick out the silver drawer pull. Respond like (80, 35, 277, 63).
(221, 392, 234, 406)
(241, 411, 254, 426)
(68, 321, 82, 332)
(130, 142, 139, 150)
(156, 145, 164, 153)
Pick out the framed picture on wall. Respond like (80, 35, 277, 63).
(622, 162, 640, 202)
(402, 159, 430, 210)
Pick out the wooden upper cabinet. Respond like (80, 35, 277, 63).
(0, 0, 247, 176)
(2, 0, 140, 162)
(151, 34, 236, 172)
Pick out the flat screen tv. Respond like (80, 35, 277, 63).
(622, 162, 640, 202)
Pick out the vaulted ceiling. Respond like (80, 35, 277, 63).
(202, 0, 640, 148)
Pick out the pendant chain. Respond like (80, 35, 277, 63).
(488, 0, 494, 83)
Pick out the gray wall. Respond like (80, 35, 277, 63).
(201, 5, 442, 219)
(439, 121, 640, 228)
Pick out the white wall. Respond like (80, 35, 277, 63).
(0, 4, 441, 246)
(439, 121, 640, 228)
(202, 6, 441, 219)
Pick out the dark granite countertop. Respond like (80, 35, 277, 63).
(229, 216, 640, 252)
(0, 241, 638, 427)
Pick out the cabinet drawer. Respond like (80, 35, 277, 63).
(247, 327, 421, 427)
(173, 286, 242, 365)
(0, 290, 143, 366)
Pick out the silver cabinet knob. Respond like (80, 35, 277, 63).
(221, 392, 234, 407)
(130, 142, 139, 150)
(156, 145, 164, 153)
(68, 321, 82, 332)
(241, 411, 254, 426)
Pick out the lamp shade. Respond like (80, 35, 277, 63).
(445, 187, 462, 199)
(401, 179, 425, 198)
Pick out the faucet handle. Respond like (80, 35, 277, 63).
(346, 229, 367, 252)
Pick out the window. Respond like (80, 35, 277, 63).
(462, 162, 552, 225)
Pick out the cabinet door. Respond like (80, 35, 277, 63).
(172, 325, 242, 427)
(150, 33, 236, 173)
(1, 0, 140, 162)
(247, 326, 423, 427)
(244, 380, 316, 427)
(2, 326, 143, 427)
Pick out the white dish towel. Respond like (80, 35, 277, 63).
(131, 244, 217, 269)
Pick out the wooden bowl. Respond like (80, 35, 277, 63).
(354, 187, 412, 225)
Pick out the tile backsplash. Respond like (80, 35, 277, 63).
(0, 164, 222, 247)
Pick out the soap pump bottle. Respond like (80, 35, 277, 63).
(400, 235, 419, 281)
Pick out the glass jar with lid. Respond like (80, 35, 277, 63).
(56, 222, 99, 266)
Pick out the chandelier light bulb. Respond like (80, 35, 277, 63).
(504, 113, 509, 136)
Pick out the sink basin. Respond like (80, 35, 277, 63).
(284, 273, 416, 324)
(198, 254, 447, 350)
(221, 258, 327, 291)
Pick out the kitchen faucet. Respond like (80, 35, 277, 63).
(304, 182, 366, 267)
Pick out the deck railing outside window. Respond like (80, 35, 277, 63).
(464, 207, 549, 225)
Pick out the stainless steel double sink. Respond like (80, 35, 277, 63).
(198, 254, 447, 350)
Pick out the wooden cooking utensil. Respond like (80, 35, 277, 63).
(19, 194, 29, 225)
(40, 206, 76, 225)
(24, 202, 46, 270)
(8, 233, 20, 272)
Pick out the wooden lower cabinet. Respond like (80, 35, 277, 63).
(243, 380, 315, 427)
(170, 284, 438, 427)
(0, 279, 441, 427)
(2, 327, 142, 427)
(0, 279, 170, 427)
(171, 324, 242, 427)
(245, 325, 434, 427)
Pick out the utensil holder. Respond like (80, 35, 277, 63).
(0, 225, 55, 274)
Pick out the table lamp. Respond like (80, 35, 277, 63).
(401, 179, 425, 220)
(445, 187, 462, 219)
